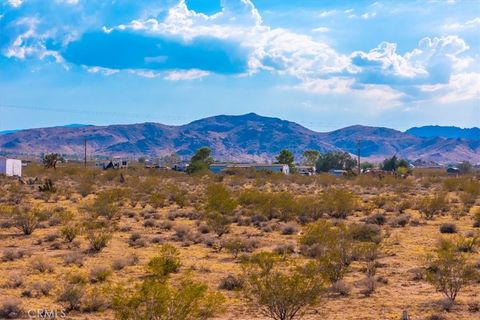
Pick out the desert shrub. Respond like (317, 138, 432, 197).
(113, 275, 225, 320)
(147, 244, 181, 278)
(0, 297, 23, 319)
(219, 274, 243, 291)
(61, 224, 81, 242)
(128, 232, 146, 247)
(223, 237, 253, 259)
(358, 276, 376, 297)
(439, 223, 457, 234)
(5, 273, 24, 288)
(205, 184, 237, 215)
(456, 233, 479, 253)
(242, 252, 324, 320)
(320, 188, 358, 219)
(425, 239, 477, 302)
(299, 220, 355, 282)
(331, 280, 351, 296)
(349, 223, 382, 244)
(273, 243, 296, 255)
(90, 190, 123, 220)
(31, 257, 54, 273)
(389, 214, 410, 227)
(112, 254, 138, 271)
(58, 283, 85, 311)
(356, 243, 380, 277)
(82, 286, 111, 312)
(204, 211, 231, 237)
(89, 265, 112, 283)
(149, 192, 166, 209)
(113, 241, 225, 320)
(165, 184, 188, 207)
(280, 224, 297, 235)
(472, 207, 480, 228)
(63, 252, 84, 266)
(143, 218, 156, 228)
(2, 249, 26, 262)
(365, 213, 387, 225)
(31, 281, 54, 297)
(12, 207, 48, 235)
(419, 193, 448, 219)
(86, 227, 112, 253)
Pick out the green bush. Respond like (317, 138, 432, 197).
(242, 252, 324, 320)
(320, 188, 358, 219)
(147, 244, 181, 278)
(425, 239, 477, 302)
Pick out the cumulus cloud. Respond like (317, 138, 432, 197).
(7, 0, 23, 8)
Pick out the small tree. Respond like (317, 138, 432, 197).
(381, 155, 409, 172)
(425, 240, 477, 302)
(302, 150, 320, 166)
(186, 147, 214, 174)
(242, 253, 324, 320)
(205, 211, 231, 238)
(42, 153, 65, 170)
(419, 193, 448, 219)
(320, 188, 358, 219)
(316, 151, 356, 173)
(147, 245, 181, 278)
(276, 149, 295, 172)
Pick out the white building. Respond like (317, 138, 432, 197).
(95, 158, 129, 170)
(209, 163, 290, 175)
(0, 158, 22, 177)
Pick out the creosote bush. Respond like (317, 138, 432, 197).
(242, 252, 324, 320)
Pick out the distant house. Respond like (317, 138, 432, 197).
(446, 167, 460, 175)
(96, 158, 129, 170)
(209, 163, 290, 175)
(0, 158, 22, 177)
(172, 162, 189, 172)
(329, 169, 347, 177)
(296, 165, 316, 176)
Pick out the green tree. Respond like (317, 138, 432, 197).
(315, 152, 356, 173)
(381, 156, 409, 172)
(275, 149, 295, 172)
(302, 150, 320, 166)
(425, 239, 477, 302)
(186, 147, 214, 174)
(42, 153, 65, 170)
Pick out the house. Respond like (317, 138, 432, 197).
(209, 163, 290, 175)
(0, 158, 22, 177)
(172, 162, 189, 172)
(296, 165, 316, 176)
(329, 169, 347, 177)
(96, 158, 129, 170)
(446, 167, 460, 175)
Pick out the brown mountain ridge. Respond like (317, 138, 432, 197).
(0, 113, 478, 164)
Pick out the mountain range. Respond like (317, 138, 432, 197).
(0, 113, 478, 164)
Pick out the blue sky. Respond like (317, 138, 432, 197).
(0, 0, 479, 132)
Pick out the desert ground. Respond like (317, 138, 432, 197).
(0, 164, 479, 320)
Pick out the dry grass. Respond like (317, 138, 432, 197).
(0, 164, 478, 319)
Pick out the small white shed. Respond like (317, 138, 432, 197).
(0, 158, 22, 177)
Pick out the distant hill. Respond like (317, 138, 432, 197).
(0, 114, 478, 164)
(0, 124, 89, 135)
(406, 126, 480, 140)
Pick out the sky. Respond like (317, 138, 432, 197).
(0, 0, 479, 132)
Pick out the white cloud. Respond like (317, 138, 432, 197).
(7, 0, 23, 8)
(86, 66, 119, 76)
(164, 69, 210, 81)
(443, 17, 480, 31)
(318, 10, 337, 18)
(312, 27, 329, 33)
(419, 72, 480, 104)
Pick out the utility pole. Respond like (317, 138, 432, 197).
(84, 139, 87, 168)
(356, 139, 361, 175)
